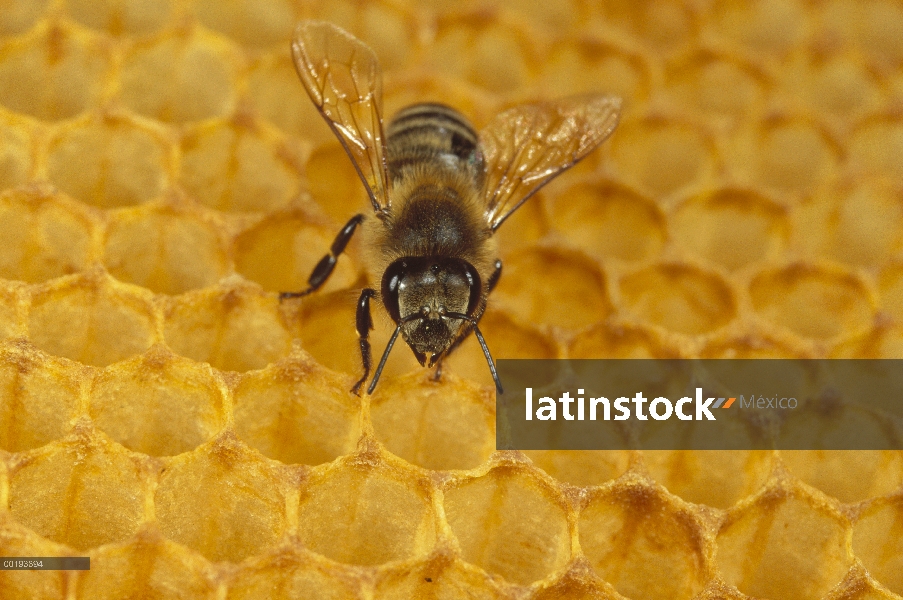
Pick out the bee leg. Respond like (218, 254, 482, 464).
(279, 214, 365, 301)
(351, 288, 376, 395)
(431, 259, 503, 382)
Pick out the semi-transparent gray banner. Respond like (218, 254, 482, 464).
(495, 360, 903, 450)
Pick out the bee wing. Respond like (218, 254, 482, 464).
(480, 95, 622, 231)
(292, 21, 390, 213)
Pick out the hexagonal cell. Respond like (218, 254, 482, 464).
(569, 322, 681, 359)
(818, 0, 903, 66)
(493, 247, 611, 331)
(75, 531, 219, 599)
(179, 115, 304, 213)
(619, 264, 737, 336)
(28, 272, 158, 367)
(193, 0, 300, 49)
(879, 264, 903, 321)
(831, 323, 903, 359)
(0, 23, 111, 121)
(850, 116, 903, 181)
(597, 0, 696, 52)
(643, 451, 773, 508)
(0, 283, 24, 340)
(547, 180, 666, 263)
(66, 0, 175, 37)
(443, 465, 570, 585)
(0, 187, 97, 283)
(672, 188, 789, 271)
(233, 354, 361, 465)
(853, 496, 903, 596)
(370, 372, 494, 471)
(538, 37, 652, 103)
(426, 16, 536, 95)
(665, 50, 768, 119)
(234, 210, 360, 294)
(163, 283, 295, 372)
(798, 53, 885, 119)
(8, 431, 151, 550)
(794, 181, 903, 268)
(609, 118, 715, 198)
(373, 554, 506, 600)
(524, 450, 630, 488)
(716, 486, 853, 600)
(749, 264, 874, 341)
(227, 547, 362, 600)
(89, 346, 226, 457)
(705, 0, 809, 58)
(0, 0, 49, 35)
(119, 27, 238, 123)
(103, 202, 230, 295)
(297, 454, 437, 566)
(0, 520, 69, 600)
(46, 111, 173, 209)
(306, 143, 371, 225)
(0, 342, 82, 452)
(0, 114, 32, 190)
(155, 434, 288, 563)
(747, 117, 840, 194)
(579, 482, 707, 599)
(781, 451, 903, 504)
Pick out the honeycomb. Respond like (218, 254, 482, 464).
(0, 0, 902, 598)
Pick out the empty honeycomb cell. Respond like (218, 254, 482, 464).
(45, 111, 173, 209)
(66, 0, 175, 37)
(0, 342, 82, 452)
(547, 180, 666, 263)
(233, 353, 361, 466)
(428, 18, 534, 95)
(373, 554, 505, 600)
(0, 521, 68, 600)
(119, 28, 238, 123)
(227, 547, 362, 600)
(312, 1, 415, 71)
(568, 322, 681, 359)
(0, 23, 111, 121)
(0, 115, 31, 190)
(28, 272, 157, 366)
(857, 0, 903, 65)
(716, 486, 853, 600)
(75, 531, 218, 600)
(179, 115, 304, 213)
(155, 433, 288, 563)
(579, 483, 707, 599)
(234, 211, 359, 294)
(609, 118, 715, 198)
(0, 187, 96, 283)
(539, 39, 651, 104)
(598, 0, 696, 52)
(780, 451, 903, 504)
(493, 247, 611, 331)
(619, 264, 736, 336)
(297, 454, 438, 565)
(672, 188, 789, 271)
(665, 51, 768, 120)
(643, 451, 773, 508)
(879, 264, 903, 321)
(0, 284, 24, 340)
(748, 118, 840, 193)
(524, 450, 630, 488)
(799, 53, 884, 119)
(89, 346, 226, 457)
(707, 0, 809, 58)
(0, 0, 49, 35)
(103, 202, 229, 294)
(831, 323, 903, 359)
(8, 430, 150, 550)
(306, 144, 373, 225)
(750, 264, 874, 341)
(370, 372, 494, 471)
(163, 283, 296, 372)
(193, 0, 298, 49)
(443, 464, 570, 585)
(795, 181, 903, 268)
(849, 117, 903, 181)
(852, 496, 903, 595)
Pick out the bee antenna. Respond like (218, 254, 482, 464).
(441, 312, 503, 394)
(367, 313, 422, 395)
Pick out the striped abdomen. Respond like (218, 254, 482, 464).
(386, 103, 484, 187)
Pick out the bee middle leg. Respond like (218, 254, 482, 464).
(432, 258, 503, 382)
(351, 288, 376, 395)
(279, 214, 364, 300)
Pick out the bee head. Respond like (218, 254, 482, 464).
(381, 256, 482, 360)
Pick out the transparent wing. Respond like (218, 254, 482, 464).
(480, 95, 622, 231)
(292, 20, 390, 213)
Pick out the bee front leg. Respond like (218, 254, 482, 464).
(279, 214, 365, 300)
(351, 288, 376, 395)
(432, 258, 503, 382)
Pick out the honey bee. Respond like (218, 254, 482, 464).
(280, 21, 621, 395)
